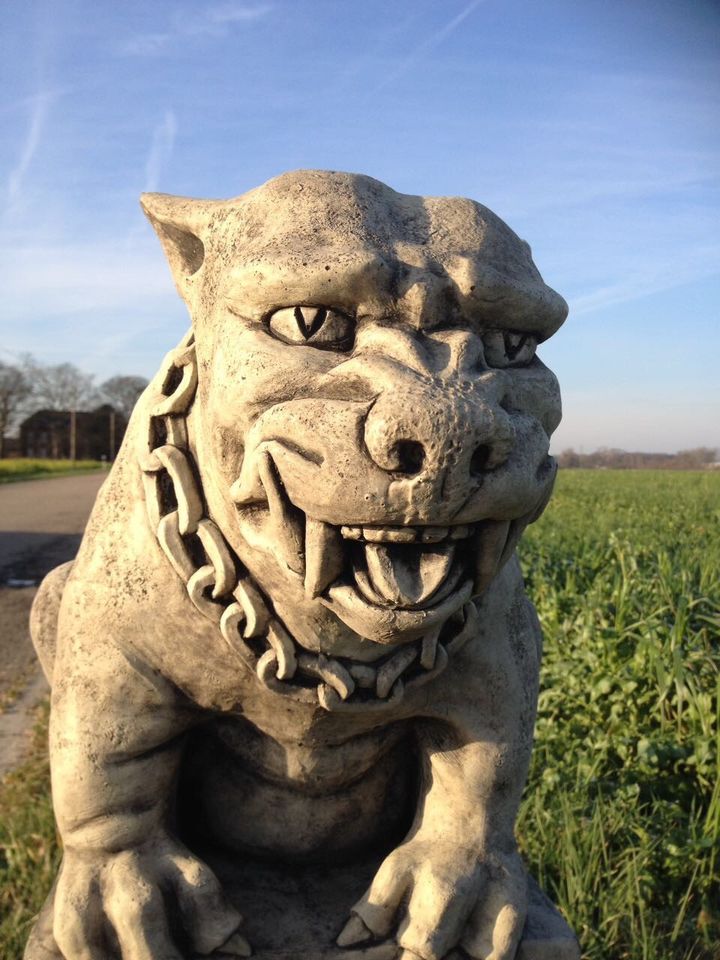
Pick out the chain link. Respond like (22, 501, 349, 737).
(141, 332, 264, 628)
(139, 330, 474, 711)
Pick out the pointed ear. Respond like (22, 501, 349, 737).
(140, 192, 218, 301)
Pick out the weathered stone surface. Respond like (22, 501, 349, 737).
(26, 171, 579, 960)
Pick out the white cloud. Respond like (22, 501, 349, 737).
(208, 3, 273, 24)
(122, 33, 171, 57)
(569, 247, 720, 316)
(119, 3, 272, 56)
(2, 240, 174, 315)
(0, 237, 189, 377)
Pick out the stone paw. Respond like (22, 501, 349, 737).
(337, 840, 527, 960)
(47, 836, 248, 959)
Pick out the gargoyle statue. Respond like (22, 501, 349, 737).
(26, 171, 580, 960)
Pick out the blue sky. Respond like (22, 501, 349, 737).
(1, 0, 718, 453)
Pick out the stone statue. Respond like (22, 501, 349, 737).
(26, 171, 580, 960)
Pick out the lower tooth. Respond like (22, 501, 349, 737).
(498, 519, 526, 568)
(421, 627, 441, 668)
(473, 520, 511, 595)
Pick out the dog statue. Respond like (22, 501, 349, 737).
(26, 171, 580, 960)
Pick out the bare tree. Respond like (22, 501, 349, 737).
(556, 448, 580, 468)
(673, 447, 719, 469)
(99, 375, 148, 420)
(24, 361, 98, 461)
(0, 362, 33, 458)
(30, 362, 98, 412)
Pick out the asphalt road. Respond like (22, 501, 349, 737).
(0, 471, 106, 777)
(0, 471, 107, 582)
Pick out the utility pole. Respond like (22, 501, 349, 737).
(70, 409, 77, 461)
(109, 409, 116, 460)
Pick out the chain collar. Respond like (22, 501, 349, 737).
(139, 331, 476, 713)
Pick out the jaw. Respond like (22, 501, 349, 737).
(229, 448, 551, 647)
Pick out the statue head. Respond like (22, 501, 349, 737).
(142, 170, 567, 660)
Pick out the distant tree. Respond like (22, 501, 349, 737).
(0, 362, 33, 458)
(557, 448, 580, 468)
(673, 447, 718, 469)
(29, 361, 98, 412)
(554, 446, 718, 470)
(99, 375, 148, 419)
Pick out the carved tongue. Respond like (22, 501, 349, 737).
(363, 541, 456, 607)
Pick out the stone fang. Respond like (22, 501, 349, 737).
(304, 517, 345, 598)
(256, 449, 306, 576)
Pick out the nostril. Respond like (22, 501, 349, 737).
(392, 439, 425, 476)
(470, 444, 492, 476)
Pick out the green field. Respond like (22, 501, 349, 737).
(0, 458, 105, 483)
(1, 470, 718, 959)
(518, 470, 719, 959)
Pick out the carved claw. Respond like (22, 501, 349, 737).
(218, 931, 253, 956)
(337, 913, 374, 947)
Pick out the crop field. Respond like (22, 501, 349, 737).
(0, 469, 718, 959)
(0, 458, 104, 483)
(518, 470, 719, 959)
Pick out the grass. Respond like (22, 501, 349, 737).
(0, 469, 718, 958)
(0, 703, 60, 958)
(0, 458, 105, 483)
(0, 666, 36, 713)
(517, 470, 720, 959)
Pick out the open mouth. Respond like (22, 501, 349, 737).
(232, 449, 521, 643)
(341, 522, 495, 609)
(321, 518, 515, 644)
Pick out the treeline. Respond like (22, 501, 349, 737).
(557, 447, 718, 470)
(0, 356, 148, 458)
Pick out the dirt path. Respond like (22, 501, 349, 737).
(0, 472, 106, 778)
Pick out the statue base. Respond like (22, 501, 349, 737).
(211, 851, 580, 960)
(26, 852, 579, 960)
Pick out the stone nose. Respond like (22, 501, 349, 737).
(363, 383, 514, 481)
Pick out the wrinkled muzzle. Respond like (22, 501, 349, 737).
(230, 381, 555, 644)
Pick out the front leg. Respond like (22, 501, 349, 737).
(40, 625, 248, 960)
(340, 734, 529, 960)
(339, 559, 540, 960)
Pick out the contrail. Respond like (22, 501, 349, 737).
(6, 91, 51, 207)
(143, 110, 178, 193)
(373, 0, 488, 93)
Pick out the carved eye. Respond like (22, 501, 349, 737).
(267, 306, 354, 351)
(482, 330, 537, 368)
